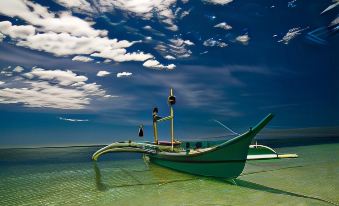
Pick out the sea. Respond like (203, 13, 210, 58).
(0, 139, 338, 206)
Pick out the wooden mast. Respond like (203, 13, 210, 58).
(152, 88, 175, 149)
(169, 88, 175, 151)
(152, 107, 159, 144)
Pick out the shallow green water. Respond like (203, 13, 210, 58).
(0, 143, 338, 206)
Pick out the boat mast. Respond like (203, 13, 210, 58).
(152, 107, 159, 144)
(168, 88, 175, 151)
(152, 88, 176, 149)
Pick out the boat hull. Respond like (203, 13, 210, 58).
(146, 114, 275, 179)
(92, 114, 279, 178)
(148, 156, 246, 179)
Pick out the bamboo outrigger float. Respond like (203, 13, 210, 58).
(92, 89, 297, 179)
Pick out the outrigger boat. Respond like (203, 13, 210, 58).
(92, 89, 297, 179)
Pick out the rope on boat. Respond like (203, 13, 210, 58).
(212, 119, 239, 135)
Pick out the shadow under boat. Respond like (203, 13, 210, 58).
(233, 179, 338, 206)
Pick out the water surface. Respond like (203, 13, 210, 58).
(0, 143, 338, 206)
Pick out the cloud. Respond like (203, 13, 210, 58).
(331, 16, 339, 26)
(236, 34, 250, 45)
(203, 38, 228, 47)
(72, 55, 94, 62)
(96, 0, 179, 31)
(0, 67, 113, 109)
(0, 81, 89, 109)
(278, 27, 307, 44)
(171, 38, 194, 46)
(214, 22, 232, 30)
(97, 70, 110, 77)
(54, 0, 94, 14)
(0, 1, 155, 66)
(143, 25, 152, 30)
(109, 0, 178, 31)
(143, 59, 176, 70)
(59, 117, 89, 122)
(132, 69, 240, 115)
(0, 21, 35, 39)
(13, 66, 24, 73)
(321, 2, 339, 14)
(0, 0, 107, 37)
(203, 0, 233, 5)
(156, 38, 194, 59)
(23, 67, 88, 86)
(16, 32, 133, 56)
(164, 55, 176, 60)
(0, 68, 13, 77)
(0, 32, 4, 42)
(2, 26, 151, 62)
(175, 8, 191, 19)
(90, 48, 153, 62)
(0, 81, 4, 85)
(117, 72, 132, 78)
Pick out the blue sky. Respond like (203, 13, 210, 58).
(0, 0, 338, 147)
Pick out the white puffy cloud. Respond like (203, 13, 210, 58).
(0, 67, 112, 109)
(203, 38, 228, 47)
(156, 38, 194, 59)
(54, 0, 94, 13)
(143, 25, 152, 30)
(0, 81, 4, 85)
(164, 55, 176, 60)
(143, 59, 176, 70)
(97, 70, 110, 77)
(0, 81, 89, 109)
(204, 0, 233, 5)
(72, 55, 94, 62)
(171, 38, 194, 46)
(0, 0, 107, 37)
(214, 22, 232, 30)
(96, 0, 178, 31)
(3, 29, 151, 62)
(91, 48, 153, 62)
(16, 32, 135, 56)
(117, 72, 132, 78)
(236, 34, 250, 45)
(0, 0, 155, 66)
(278, 27, 307, 44)
(13, 66, 24, 73)
(0, 21, 35, 39)
(23, 68, 88, 86)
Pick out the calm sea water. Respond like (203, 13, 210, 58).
(0, 142, 338, 206)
